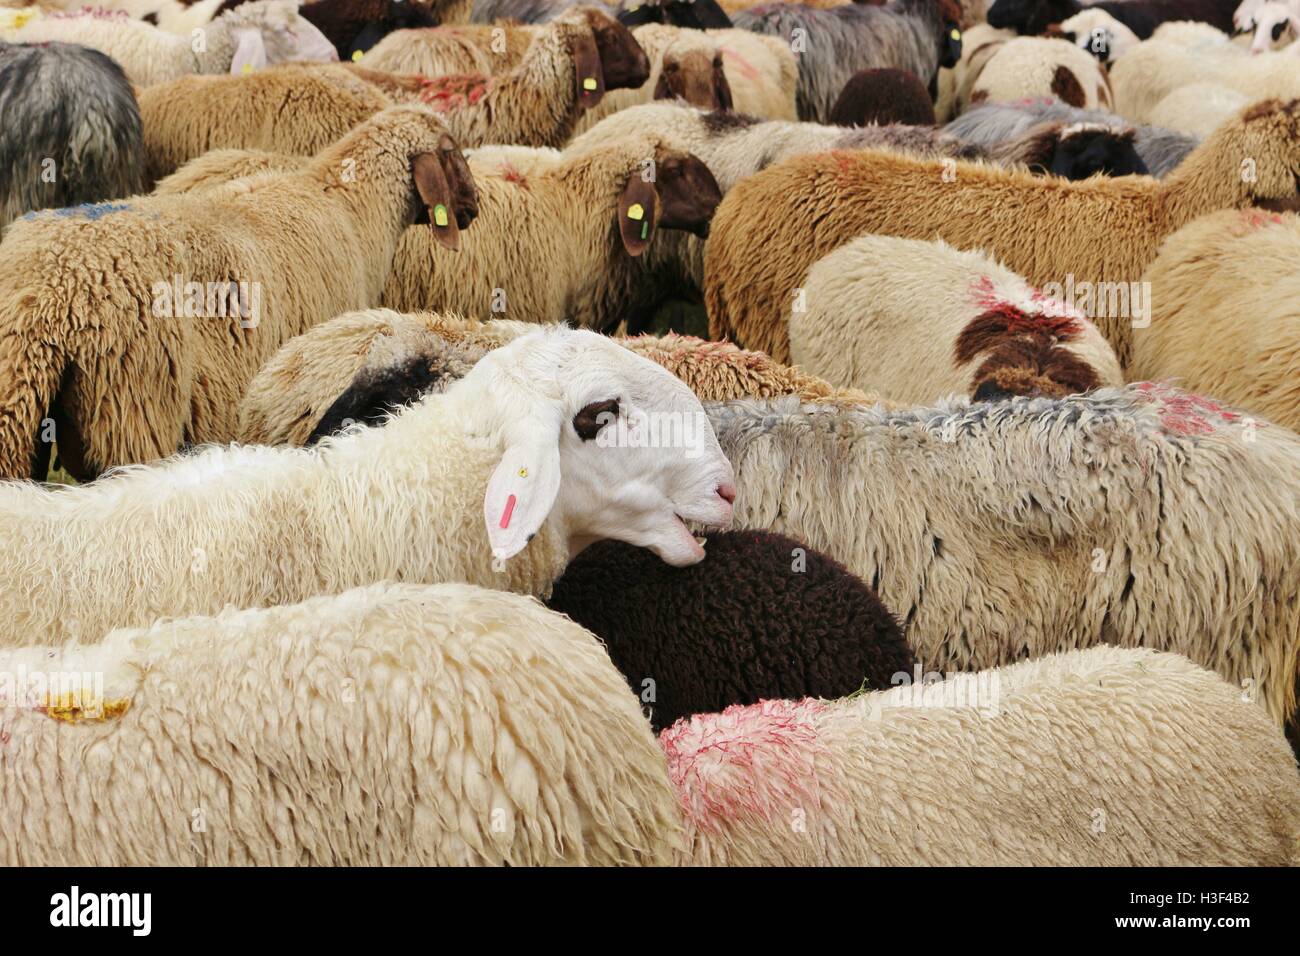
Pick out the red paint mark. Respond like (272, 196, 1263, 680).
(499, 494, 517, 529)
(418, 73, 492, 112)
(718, 46, 759, 81)
(1134, 381, 1246, 436)
(51, 6, 129, 18)
(499, 161, 528, 189)
(967, 277, 1083, 338)
(659, 698, 827, 830)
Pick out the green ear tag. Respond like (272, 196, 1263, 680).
(626, 203, 645, 221)
(434, 204, 449, 227)
(583, 77, 598, 91)
(640, 220, 649, 240)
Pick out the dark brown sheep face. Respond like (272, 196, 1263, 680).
(571, 30, 607, 110)
(616, 152, 721, 256)
(941, 22, 962, 69)
(587, 12, 651, 90)
(654, 51, 733, 111)
(411, 133, 479, 251)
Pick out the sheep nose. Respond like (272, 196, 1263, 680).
(716, 482, 736, 505)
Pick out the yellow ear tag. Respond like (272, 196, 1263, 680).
(583, 77, 598, 91)
(950, 28, 961, 40)
(433, 204, 449, 227)
(626, 203, 645, 221)
(518, 467, 528, 478)
(242, 64, 253, 74)
(351, 49, 363, 62)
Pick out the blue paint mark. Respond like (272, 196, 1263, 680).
(20, 201, 134, 222)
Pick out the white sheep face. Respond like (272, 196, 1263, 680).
(465, 329, 736, 568)
(227, 0, 338, 73)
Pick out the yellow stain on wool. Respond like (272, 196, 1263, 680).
(39, 693, 131, 724)
(626, 203, 645, 221)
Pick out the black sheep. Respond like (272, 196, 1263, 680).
(829, 68, 937, 127)
(986, 0, 1237, 39)
(546, 531, 914, 732)
(299, 0, 440, 60)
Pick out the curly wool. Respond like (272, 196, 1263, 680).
(235, 311, 880, 446)
(704, 98, 1300, 365)
(945, 98, 1200, 177)
(666, 647, 1300, 865)
(546, 530, 913, 733)
(0, 107, 469, 480)
(791, 235, 1122, 404)
(1131, 209, 1300, 431)
(0, 582, 683, 865)
(706, 387, 1300, 730)
(828, 67, 936, 126)
(0, 40, 144, 231)
(968, 36, 1112, 110)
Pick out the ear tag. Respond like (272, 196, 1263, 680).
(518, 467, 527, 477)
(626, 203, 645, 221)
(640, 220, 649, 239)
(434, 204, 449, 227)
(499, 493, 518, 529)
(492, 556, 507, 573)
(242, 63, 253, 74)
(583, 77, 598, 92)
(351, 49, 364, 62)
(951, 28, 961, 40)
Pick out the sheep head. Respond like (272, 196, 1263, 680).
(654, 46, 734, 111)
(577, 7, 651, 90)
(986, 0, 1078, 37)
(617, 148, 723, 255)
(453, 328, 736, 568)
(220, 0, 339, 75)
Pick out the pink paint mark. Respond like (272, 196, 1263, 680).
(659, 698, 826, 831)
(499, 161, 528, 189)
(418, 73, 492, 112)
(499, 494, 517, 529)
(1134, 381, 1246, 436)
(718, 46, 759, 82)
(967, 277, 1084, 338)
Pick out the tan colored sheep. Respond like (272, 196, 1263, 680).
(1131, 208, 1300, 431)
(704, 97, 1300, 366)
(0, 107, 479, 480)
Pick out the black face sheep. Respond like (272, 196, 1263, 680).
(945, 98, 1200, 176)
(619, 0, 734, 29)
(987, 0, 1239, 39)
(545, 530, 913, 732)
(734, 0, 965, 120)
(1001, 120, 1148, 177)
(828, 67, 937, 126)
(0, 107, 480, 481)
(0, 41, 144, 232)
(299, 0, 440, 60)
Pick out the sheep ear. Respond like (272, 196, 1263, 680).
(230, 28, 267, 76)
(618, 170, 657, 256)
(484, 436, 562, 562)
(572, 29, 606, 110)
(412, 152, 460, 251)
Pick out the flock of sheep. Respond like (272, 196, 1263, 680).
(0, 0, 1298, 867)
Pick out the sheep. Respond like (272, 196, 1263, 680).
(703, 97, 1300, 365)
(1130, 208, 1300, 432)
(37, 0, 239, 35)
(0, 41, 144, 232)
(828, 68, 937, 126)
(733, 0, 965, 121)
(298, 0, 440, 60)
(3, 1, 339, 87)
(986, 0, 1239, 39)
(1146, 81, 1250, 137)
(546, 530, 914, 733)
(0, 581, 685, 865)
(968, 36, 1113, 110)
(1055, 7, 1139, 63)
(945, 98, 1201, 176)
(1245, 2, 1300, 52)
(1110, 39, 1300, 123)
(983, 119, 1147, 177)
(151, 147, 302, 194)
(934, 20, 1010, 120)
(790, 236, 1123, 404)
(618, 0, 734, 29)
(665, 647, 1300, 866)
(380, 133, 722, 330)
(0, 107, 482, 482)
(0, 326, 738, 646)
(706, 386, 1300, 730)
(234, 311, 879, 446)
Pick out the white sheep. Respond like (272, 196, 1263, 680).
(707, 387, 1300, 730)
(3, 1, 338, 86)
(0, 327, 737, 647)
(790, 236, 1123, 405)
(0, 581, 683, 865)
(969, 36, 1113, 111)
(1056, 8, 1140, 64)
(666, 647, 1300, 865)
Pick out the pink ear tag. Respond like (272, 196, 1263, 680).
(499, 493, 518, 529)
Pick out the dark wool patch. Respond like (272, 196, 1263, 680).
(306, 356, 444, 445)
(700, 109, 763, 135)
(829, 68, 935, 127)
(1050, 65, 1086, 108)
(545, 531, 913, 733)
